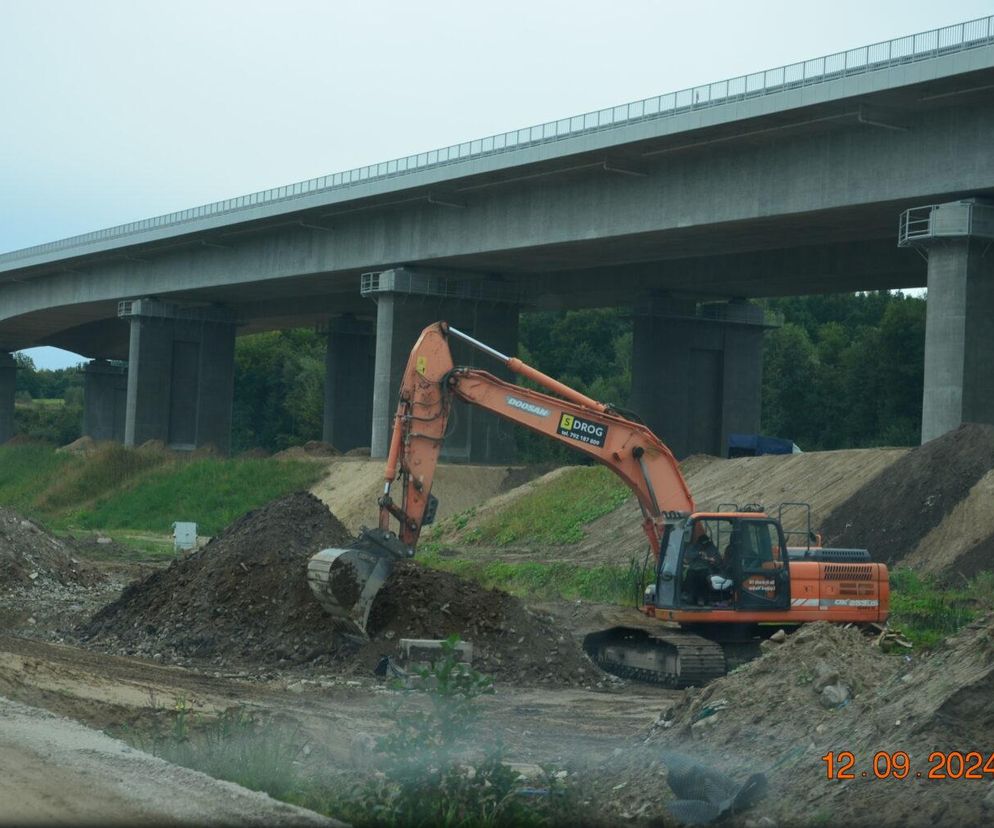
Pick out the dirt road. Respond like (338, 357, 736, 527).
(0, 634, 677, 770)
(0, 695, 341, 826)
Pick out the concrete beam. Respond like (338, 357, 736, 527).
(122, 300, 236, 453)
(0, 353, 15, 444)
(631, 299, 766, 457)
(82, 360, 128, 442)
(370, 269, 518, 463)
(323, 315, 375, 452)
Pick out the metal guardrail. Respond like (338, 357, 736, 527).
(898, 200, 994, 246)
(3, 15, 993, 267)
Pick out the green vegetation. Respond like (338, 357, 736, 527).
(115, 639, 575, 827)
(0, 442, 324, 536)
(429, 466, 629, 547)
(419, 553, 646, 606)
(888, 568, 994, 648)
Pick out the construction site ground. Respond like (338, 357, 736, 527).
(3, 426, 994, 825)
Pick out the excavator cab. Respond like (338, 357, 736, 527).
(658, 515, 791, 612)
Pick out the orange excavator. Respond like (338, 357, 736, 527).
(308, 321, 889, 687)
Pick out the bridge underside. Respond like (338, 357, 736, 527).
(3, 46, 994, 456)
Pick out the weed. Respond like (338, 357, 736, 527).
(888, 568, 994, 647)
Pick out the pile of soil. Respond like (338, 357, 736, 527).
(79, 492, 351, 665)
(359, 561, 594, 685)
(79, 492, 592, 685)
(274, 441, 340, 460)
(822, 423, 994, 571)
(0, 508, 98, 592)
(638, 616, 994, 826)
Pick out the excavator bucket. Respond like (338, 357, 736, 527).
(306, 528, 405, 635)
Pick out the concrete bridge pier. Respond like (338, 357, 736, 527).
(630, 298, 767, 459)
(82, 360, 128, 443)
(901, 200, 994, 443)
(323, 314, 375, 452)
(366, 269, 519, 463)
(121, 300, 236, 453)
(0, 352, 15, 444)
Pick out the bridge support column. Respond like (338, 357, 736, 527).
(0, 352, 15, 445)
(367, 269, 519, 463)
(122, 300, 236, 453)
(631, 298, 766, 458)
(900, 201, 994, 443)
(323, 314, 375, 452)
(82, 360, 128, 442)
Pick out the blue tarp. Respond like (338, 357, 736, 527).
(727, 433, 798, 456)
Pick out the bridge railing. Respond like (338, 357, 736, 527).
(3, 15, 993, 266)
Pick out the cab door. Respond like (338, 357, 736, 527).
(729, 520, 790, 610)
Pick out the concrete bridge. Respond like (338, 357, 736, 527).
(2, 17, 994, 459)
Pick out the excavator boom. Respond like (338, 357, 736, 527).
(308, 320, 693, 629)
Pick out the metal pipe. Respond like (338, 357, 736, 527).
(447, 324, 608, 412)
(446, 324, 512, 363)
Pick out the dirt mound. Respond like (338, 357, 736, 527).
(0, 508, 99, 592)
(56, 436, 98, 455)
(79, 492, 351, 665)
(822, 423, 994, 570)
(79, 492, 591, 685)
(360, 561, 594, 685)
(642, 617, 994, 826)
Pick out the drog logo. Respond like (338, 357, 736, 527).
(557, 413, 608, 447)
(505, 396, 550, 417)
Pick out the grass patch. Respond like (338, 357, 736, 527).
(0, 442, 326, 537)
(0, 442, 73, 512)
(419, 550, 647, 606)
(433, 466, 629, 547)
(888, 568, 994, 647)
(71, 457, 324, 535)
(38, 443, 172, 512)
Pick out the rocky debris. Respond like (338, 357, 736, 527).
(78, 492, 592, 686)
(822, 423, 994, 571)
(644, 615, 994, 826)
(0, 507, 100, 592)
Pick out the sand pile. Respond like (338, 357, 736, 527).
(822, 424, 994, 575)
(0, 508, 98, 592)
(641, 617, 994, 826)
(79, 492, 591, 685)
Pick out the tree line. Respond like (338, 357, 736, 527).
(13, 291, 925, 455)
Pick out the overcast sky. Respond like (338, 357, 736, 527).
(3, 0, 989, 368)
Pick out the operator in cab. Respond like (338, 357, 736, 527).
(685, 532, 722, 606)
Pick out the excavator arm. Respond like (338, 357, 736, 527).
(380, 322, 695, 557)
(308, 320, 694, 633)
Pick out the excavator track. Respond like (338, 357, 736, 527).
(583, 627, 727, 688)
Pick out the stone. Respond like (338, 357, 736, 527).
(820, 684, 851, 708)
(770, 629, 787, 643)
(812, 661, 840, 692)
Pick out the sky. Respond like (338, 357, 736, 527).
(2, 0, 989, 369)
